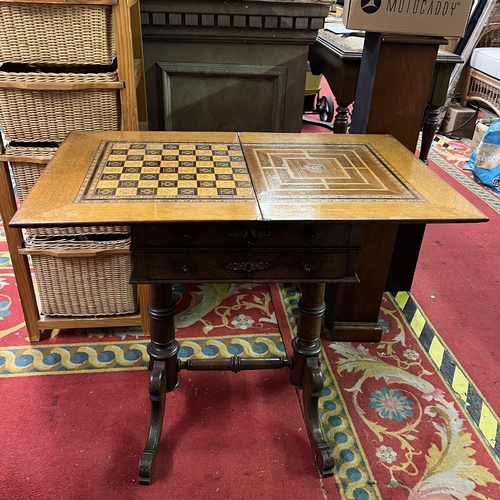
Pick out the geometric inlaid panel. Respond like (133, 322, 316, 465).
(243, 143, 426, 202)
(75, 140, 255, 203)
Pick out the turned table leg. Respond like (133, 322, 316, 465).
(333, 102, 351, 134)
(139, 284, 179, 485)
(289, 283, 334, 477)
(420, 104, 441, 164)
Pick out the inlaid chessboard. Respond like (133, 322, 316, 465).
(76, 140, 255, 203)
(242, 143, 425, 202)
(75, 139, 425, 204)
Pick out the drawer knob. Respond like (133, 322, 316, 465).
(303, 264, 312, 274)
(181, 265, 191, 274)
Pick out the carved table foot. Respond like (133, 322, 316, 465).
(302, 356, 334, 477)
(289, 283, 335, 477)
(139, 360, 167, 485)
(139, 284, 179, 485)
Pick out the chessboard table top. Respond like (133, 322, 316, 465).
(10, 131, 487, 228)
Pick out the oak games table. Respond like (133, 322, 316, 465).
(11, 131, 486, 484)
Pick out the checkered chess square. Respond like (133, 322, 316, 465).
(77, 141, 255, 202)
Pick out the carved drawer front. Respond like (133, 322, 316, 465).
(131, 250, 360, 283)
(132, 222, 363, 249)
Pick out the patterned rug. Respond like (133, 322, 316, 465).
(279, 284, 500, 499)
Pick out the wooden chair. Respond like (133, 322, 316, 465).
(461, 24, 500, 116)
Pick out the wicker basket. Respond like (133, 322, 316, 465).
(3, 145, 130, 237)
(0, 3, 116, 66)
(0, 68, 122, 142)
(23, 235, 138, 317)
(465, 69, 500, 117)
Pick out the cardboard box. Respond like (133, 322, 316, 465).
(439, 104, 476, 139)
(342, 0, 474, 37)
(471, 118, 496, 150)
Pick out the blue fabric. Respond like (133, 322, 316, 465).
(466, 119, 500, 193)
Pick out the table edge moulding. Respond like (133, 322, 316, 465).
(9, 130, 487, 484)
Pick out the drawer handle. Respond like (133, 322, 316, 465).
(228, 229, 271, 239)
(181, 265, 191, 274)
(229, 229, 271, 246)
(303, 264, 312, 274)
(226, 261, 272, 273)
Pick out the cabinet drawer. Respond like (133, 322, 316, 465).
(131, 250, 360, 283)
(132, 222, 363, 249)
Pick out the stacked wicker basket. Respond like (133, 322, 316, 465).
(0, 1, 138, 317)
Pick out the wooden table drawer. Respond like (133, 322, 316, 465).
(132, 222, 363, 249)
(131, 250, 360, 283)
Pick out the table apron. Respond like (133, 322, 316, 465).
(131, 222, 364, 249)
(131, 249, 360, 283)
